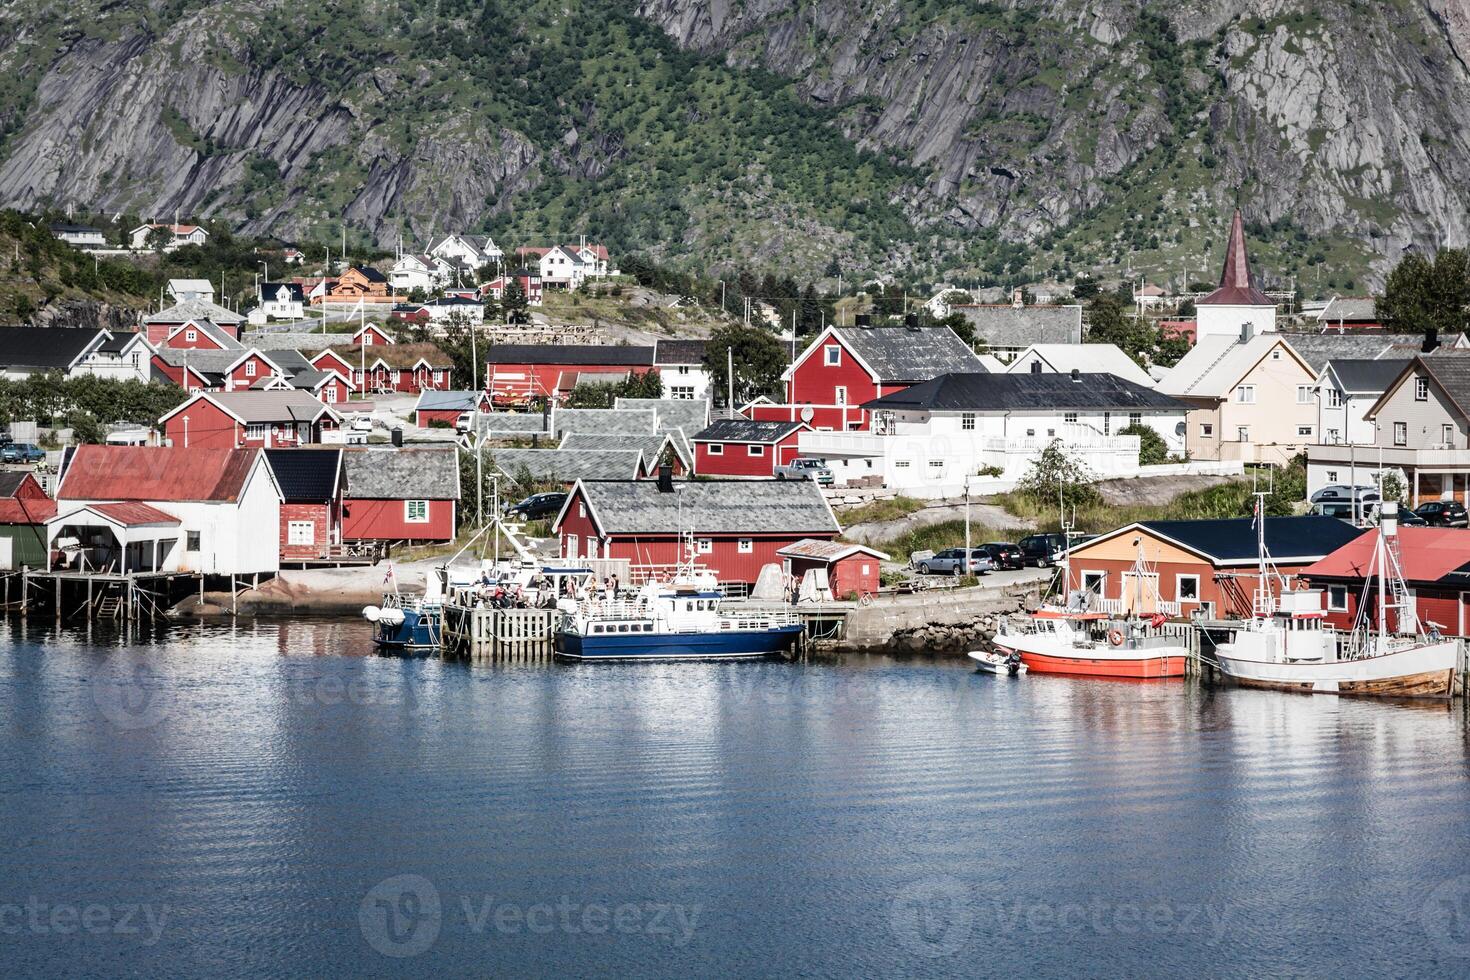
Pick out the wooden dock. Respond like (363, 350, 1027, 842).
(441, 604, 557, 661)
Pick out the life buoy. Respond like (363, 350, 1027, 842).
(1149, 613, 1168, 629)
(1107, 629, 1125, 647)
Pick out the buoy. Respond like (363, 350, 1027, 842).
(1108, 629, 1125, 647)
(362, 605, 381, 622)
(378, 608, 405, 627)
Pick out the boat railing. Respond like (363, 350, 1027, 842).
(716, 607, 800, 630)
(1093, 597, 1181, 616)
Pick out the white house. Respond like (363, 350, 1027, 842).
(799, 371, 1190, 496)
(74, 330, 154, 382)
(247, 282, 307, 324)
(1005, 343, 1155, 387)
(1314, 358, 1410, 446)
(129, 223, 209, 251)
(521, 243, 612, 289)
(430, 234, 503, 270)
(0, 325, 149, 381)
(421, 296, 485, 323)
(389, 253, 451, 294)
(1194, 209, 1278, 341)
(168, 279, 216, 304)
(50, 224, 108, 248)
(653, 339, 710, 401)
(48, 444, 281, 575)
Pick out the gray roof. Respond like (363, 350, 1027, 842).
(143, 300, 244, 327)
(342, 446, 460, 499)
(1281, 331, 1447, 371)
(1324, 358, 1410, 394)
(952, 305, 1083, 349)
(1417, 357, 1470, 419)
(490, 448, 642, 482)
(476, 411, 550, 437)
(654, 339, 707, 365)
(415, 390, 482, 412)
(152, 347, 243, 374)
(694, 418, 804, 442)
(240, 331, 341, 352)
(836, 325, 987, 382)
(614, 397, 710, 434)
(1318, 297, 1379, 323)
(204, 390, 335, 423)
(574, 479, 838, 536)
(261, 349, 315, 375)
(558, 431, 685, 468)
(552, 407, 658, 437)
(285, 368, 334, 389)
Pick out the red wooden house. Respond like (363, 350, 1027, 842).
(320, 343, 453, 394)
(160, 319, 242, 351)
(160, 390, 342, 449)
(480, 274, 544, 306)
(0, 471, 57, 570)
(413, 390, 491, 427)
(341, 446, 459, 544)
(351, 323, 396, 346)
(691, 419, 807, 477)
(485, 344, 655, 406)
(264, 448, 347, 563)
(748, 323, 985, 431)
(551, 473, 840, 586)
(777, 539, 888, 600)
(1302, 526, 1470, 636)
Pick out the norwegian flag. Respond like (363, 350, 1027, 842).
(383, 562, 395, 584)
(1251, 496, 1261, 530)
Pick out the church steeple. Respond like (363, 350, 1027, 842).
(1198, 208, 1272, 307)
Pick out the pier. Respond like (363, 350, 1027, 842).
(441, 605, 558, 661)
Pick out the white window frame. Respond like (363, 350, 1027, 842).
(1296, 425, 1313, 437)
(1327, 585, 1348, 611)
(748, 444, 766, 457)
(707, 443, 724, 456)
(245, 360, 257, 377)
(1235, 385, 1256, 404)
(565, 534, 578, 558)
(245, 423, 267, 441)
(737, 539, 753, 554)
(961, 413, 976, 431)
(1296, 385, 1311, 404)
(1201, 423, 1214, 438)
(1236, 426, 1250, 442)
(1415, 377, 1429, 401)
(1082, 571, 1107, 595)
(696, 538, 713, 554)
(185, 329, 197, 343)
(824, 345, 841, 366)
(1327, 389, 1342, 408)
(1326, 470, 1339, 482)
(325, 386, 338, 403)
(1393, 421, 1407, 446)
(833, 386, 847, 406)
(404, 500, 430, 523)
(1176, 574, 1200, 603)
(287, 521, 315, 546)
(1443, 424, 1454, 445)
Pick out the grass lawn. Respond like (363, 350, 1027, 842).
(835, 495, 925, 526)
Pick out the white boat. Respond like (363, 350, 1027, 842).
(1214, 500, 1458, 699)
(967, 649, 1026, 675)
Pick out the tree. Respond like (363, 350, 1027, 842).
(562, 369, 664, 408)
(703, 324, 787, 407)
(1086, 293, 1155, 364)
(144, 227, 173, 253)
(1119, 423, 1168, 465)
(1015, 440, 1102, 510)
(502, 277, 529, 323)
(1378, 249, 1470, 336)
(1072, 275, 1100, 301)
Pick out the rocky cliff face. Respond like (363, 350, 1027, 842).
(1, 0, 1469, 282)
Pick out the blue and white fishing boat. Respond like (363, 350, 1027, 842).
(362, 564, 443, 652)
(553, 569, 802, 662)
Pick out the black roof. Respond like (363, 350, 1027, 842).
(862, 372, 1187, 412)
(95, 331, 136, 353)
(485, 345, 656, 366)
(50, 223, 102, 233)
(1326, 358, 1409, 393)
(694, 418, 803, 443)
(0, 471, 36, 496)
(264, 448, 342, 502)
(0, 326, 102, 370)
(351, 265, 388, 283)
(261, 281, 306, 302)
(654, 339, 708, 365)
(1134, 516, 1366, 564)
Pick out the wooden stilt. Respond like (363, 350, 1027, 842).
(55, 576, 61, 621)
(231, 574, 237, 615)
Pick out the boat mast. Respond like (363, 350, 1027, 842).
(1252, 488, 1270, 617)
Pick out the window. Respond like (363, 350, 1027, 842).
(1296, 385, 1312, 404)
(245, 423, 267, 441)
(1236, 426, 1250, 442)
(1415, 377, 1429, 401)
(1327, 586, 1348, 611)
(578, 503, 586, 518)
(961, 413, 975, 431)
(696, 538, 713, 554)
(895, 461, 911, 469)
(833, 386, 847, 406)
(1082, 572, 1106, 594)
(1326, 470, 1339, 482)
(1297, 425, 1313, 437)
(1064, 412, 1078, 424)
(565, 534, 578, 558)
(1128, 413, 1142, 428)
(1443, 424, 1455, 445)
(1025, 428, 1036, 438)
(1235, 385, 1256, 404)
(738, 539, 753, 554)
(748, 444, 765, 457)
(1271, 349, 1282, 360)
(1393, 421, 1407, 446)
(405, 500, 429, 523)
(824, 345, 841, 366)
(131, 352, 140, 367)
(1176, 575, 1200, 602)
(1201, 423, 1214, 438)
(671, 386, 694, 399)
(928, 460, 944, 470)
(287, 521, 315, 546)
(1327, 429, 1339, 443)
(185, 329, 197, 342)
(433, 370, 443, 384)
(677, 365, 690, 375)
(245, 360, 257, 377)
(186, 531, 201, 551)
(1327, 389, 1343, 408)
(586, 539, 598, 559)
(708, 443, 724, 456)
(1103, 412, 1111, 435)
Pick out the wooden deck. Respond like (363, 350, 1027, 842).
(441, 604, 557, 661)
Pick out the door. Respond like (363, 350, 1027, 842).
(1120, 572, 1161, 614)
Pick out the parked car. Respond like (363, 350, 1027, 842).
(1018, 533, 1070, 568)
(504, 492, 567, 522)
(1310, 484, 1378, 504)
(349, 414, 374, 432)
(914, 548, 993, 576)
(774, 457, 833, 484)
(455, 412, 474, 433)
(1413, 500, 1469, 528)
(0, 443, 45, 464)
(978, 541, 1025, 570)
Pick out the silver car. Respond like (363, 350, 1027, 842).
(916, 548, 993, 576)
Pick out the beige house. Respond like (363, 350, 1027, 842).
(1158, 330, 1318, 465)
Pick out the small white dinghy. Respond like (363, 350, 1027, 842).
(968, 649, 1026, 675)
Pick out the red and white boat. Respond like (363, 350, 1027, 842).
(992, 535, 1189, 678)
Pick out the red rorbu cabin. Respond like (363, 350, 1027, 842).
(691, 419, 806, 477)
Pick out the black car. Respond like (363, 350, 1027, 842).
(1413, 500, 1469, 528)
(978, 542, 1024, 570)
(504, 491, 567, 522)
(1017, 533, 1070, 568)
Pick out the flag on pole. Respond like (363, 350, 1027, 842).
(1251, 496, 1261, 530)
(383, 562, 395, 584)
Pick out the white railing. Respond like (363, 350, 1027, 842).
(1093, 597, 1181, 616)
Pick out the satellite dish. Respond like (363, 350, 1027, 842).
(800, 406, 815, 423)
(1175, 421, 1186, 436)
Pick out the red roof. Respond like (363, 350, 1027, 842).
(1302, 527, 1470, 584)
(1199, 209, 1274, 307)
(59, 446, 259, 503)
(0, 498, 57, 524)
(89, 502, 180, 526)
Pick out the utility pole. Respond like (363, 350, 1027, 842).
(471, 314, 479, 393)
(727, 345, 735, 414)
(964, 476, 972, 569)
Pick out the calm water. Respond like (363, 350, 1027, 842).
(2, 617, 1470, 977)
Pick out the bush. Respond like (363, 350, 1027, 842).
(1118, 423, 1168, 466)
(1015, 440, 1102, 510)
(976, 464, 1005, 478)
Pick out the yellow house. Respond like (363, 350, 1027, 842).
(1158, 331, 1318, 465)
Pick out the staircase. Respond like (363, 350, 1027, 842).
(95, 595, 122, 619)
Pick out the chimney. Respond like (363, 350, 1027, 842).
(903, 313, 919, 330)
(1012, 288, 1023, 308)
(657, 464, 673, 493)
(1239, 323, 1253, 344)
(1424, 327, 1440, 354)
(1070, 367, 1081, 382)
(855, 313, 871, 327)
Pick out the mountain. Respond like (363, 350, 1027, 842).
(2, 1, 1469, 287)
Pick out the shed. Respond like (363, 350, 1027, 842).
(0, 472, 56, 569)
(264, 448, 346, 562)
(777, 539, 889, 601)
(341, 446, 460, 543)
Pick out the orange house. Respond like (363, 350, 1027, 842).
(322, 266, 398, 304)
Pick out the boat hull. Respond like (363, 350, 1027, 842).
(373, 609, 440, 651)
(994, 634, 1186, 678)
(1215, 640, 1458, 699)
(967, 651, 1026, 675)
(554, 625, 802, 661)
